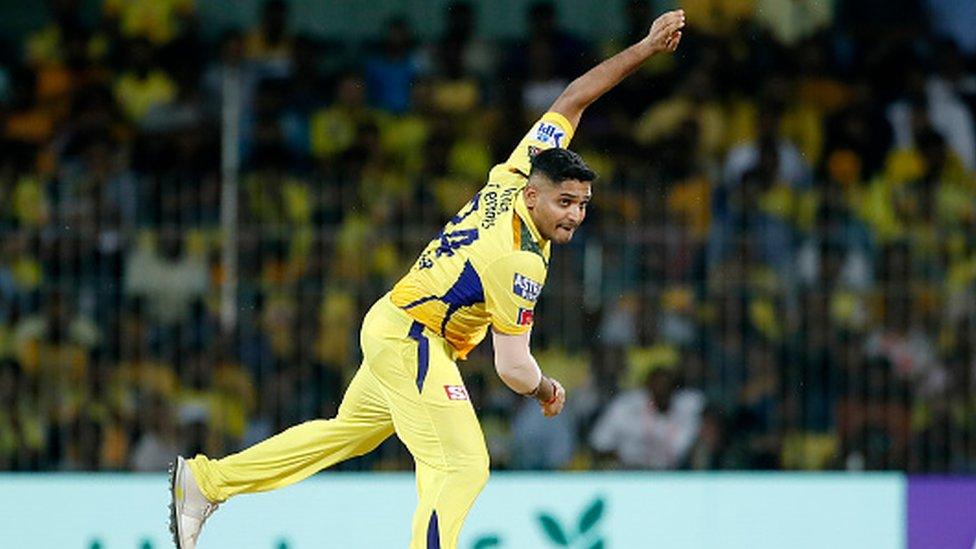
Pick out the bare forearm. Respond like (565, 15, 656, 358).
(550, 9, 685, 128)
(494, 356, 556, 402)
(492, 330, 558, 402)
(558, 40, 657, 116)
(495, 354, 542, 394)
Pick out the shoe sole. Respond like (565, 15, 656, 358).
(168, 459, 181, 548)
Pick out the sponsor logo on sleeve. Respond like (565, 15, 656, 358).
(535, 122, 565, 148)
(444, 385, 470, 401)
(513, 273, 542, 302)
(516, 307, 534, 326)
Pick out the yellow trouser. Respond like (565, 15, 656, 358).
(188, 295, 490, 548)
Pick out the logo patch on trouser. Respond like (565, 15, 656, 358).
(444, 385, 470, 401)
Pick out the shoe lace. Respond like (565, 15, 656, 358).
(202, 502, 219, 520)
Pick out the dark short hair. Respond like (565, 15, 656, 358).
(529, 148, 597, 184)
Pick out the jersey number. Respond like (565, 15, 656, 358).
(435, 228, 479, 258)
(419, 194, 481, 269)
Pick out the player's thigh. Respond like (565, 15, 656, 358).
(336, 361, 393, 427)
(386, 328, 488, 468)
(360, 300, 487, 465)
(352, 296, 418, 423)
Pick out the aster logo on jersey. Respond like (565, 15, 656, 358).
(444, 385, 470, 401)
(516, 307, 534, 326)
(535, 122, 565, 148)
(513, 273, 542, 302)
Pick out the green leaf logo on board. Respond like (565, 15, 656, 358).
(472, 534, 503, 548)
(470, 495, 607, 548)
(537, 496, 606, 548)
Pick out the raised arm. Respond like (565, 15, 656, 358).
(550, 9, 685, 130)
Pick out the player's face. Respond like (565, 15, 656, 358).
(525, 177, 592, 244)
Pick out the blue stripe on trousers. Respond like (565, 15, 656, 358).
(427, 510, 440, 549)
(408, 321, 430, 392)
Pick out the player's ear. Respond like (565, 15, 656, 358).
(523, 182, 539, 209)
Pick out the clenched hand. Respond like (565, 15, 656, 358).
(645, 9, 685, 54)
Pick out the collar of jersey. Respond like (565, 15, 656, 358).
(514, 189, 548, 249)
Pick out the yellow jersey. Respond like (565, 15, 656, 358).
(390, 112, 576, 359)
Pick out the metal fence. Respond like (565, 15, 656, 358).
(2, 165, 974, 473)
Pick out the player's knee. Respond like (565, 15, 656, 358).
(457, 451, 490, 488)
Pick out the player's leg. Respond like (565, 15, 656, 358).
(410, 446, 489, 549)
(366, 318, 490, 549)
(171, 299, 400, 548)
(186, 363, 394, 501)
(184, 296, 418, 502)
(171, 361, 394, 548)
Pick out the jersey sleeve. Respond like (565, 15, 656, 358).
(482, 251, 548, 335)
(499, 111, 576, 177)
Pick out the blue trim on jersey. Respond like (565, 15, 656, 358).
(402, 294, 439, 310)
(438, 260, 485, 336)
(450, 192, 480, 225)
(400, 261, 486, 338)
(408, 321, 430, 392)
(427, 510, 440, 549)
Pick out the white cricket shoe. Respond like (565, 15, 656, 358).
(169, 456, 219, 549)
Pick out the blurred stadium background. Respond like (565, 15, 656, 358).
(0, 0, 974, 547)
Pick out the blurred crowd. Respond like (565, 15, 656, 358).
(1, 0, 975, 474)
